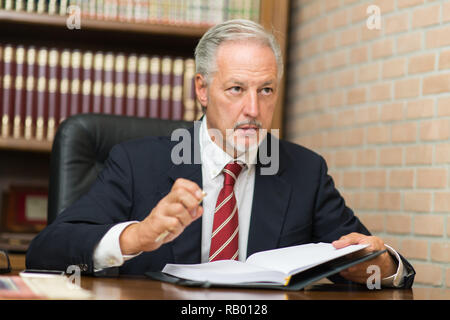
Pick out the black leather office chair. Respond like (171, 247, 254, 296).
(47, 113, 192, 224)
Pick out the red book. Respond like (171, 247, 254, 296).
(183, 58, 196, 121)
(125, 54, 137, 117)
(13, 45, 26, 139)
(102, 52, 114, 114)
(58, 49, 71, 124)
(92, 52, 104, 113)
(160, 56, 172, 120)
(24, 46, 37, 140)
(69, 50, 82, 117)
(35, 47, 48, 141)
(136, 55, 149, 118)
(47, 48, 60, 140)
(148, 56, 161, 118)
(2, 44, 15, 138)
(81, 51, 93, 114)
(113, 53, 126, 115)
(171, 57, 184, 120)
(0, 46, 3, 134)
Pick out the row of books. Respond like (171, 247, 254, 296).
(2, 0, 261, 26)
(0, 43, 202, 141)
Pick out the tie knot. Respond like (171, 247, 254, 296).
(223, 162, 244, 186)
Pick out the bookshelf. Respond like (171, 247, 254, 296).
(0, 0, 290, 252)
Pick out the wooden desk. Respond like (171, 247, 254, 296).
(78, 275, 450, 300)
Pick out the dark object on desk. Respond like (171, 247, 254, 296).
(0, 250, 11, 274)
(47, 113, 192, 224)
(146, 250, 385, 291)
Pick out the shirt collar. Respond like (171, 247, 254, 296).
(199, 115, 256, 180)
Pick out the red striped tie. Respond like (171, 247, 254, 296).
(209, 162, 244, 262)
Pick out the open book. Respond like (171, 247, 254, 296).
(152, 243, 384, 290)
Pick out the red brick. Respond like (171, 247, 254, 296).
(389, 170, 414, 188)
(364, 170, 387, 188)
(400, 238, 428, 260)
(420, 119, 450, 141)
(386, 214, 411, 234)
(391, 123, 417, 143)
(412, 4, 440, 28)
(414, 263, 443, 286)
(378, 192, 401, 211)
(395, 78, 420, 99)
(436, 143, 450, 164)
(417, 168, 448, 189)
(408, 53, 435, 74)
(431, 242, 450, 263)
(434, 192, 450, 212)
(414, 215, 445, 236)
(404, 192, 432, 212)
(406, 99, 435, 119)
(423, 73, 450, 94)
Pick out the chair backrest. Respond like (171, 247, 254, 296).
(48, 113, 193, 224)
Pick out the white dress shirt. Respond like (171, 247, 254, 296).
(93, 115, 406, 287)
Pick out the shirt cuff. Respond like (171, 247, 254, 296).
(380, 244, 406, 288)
(93, 221, 143, 272)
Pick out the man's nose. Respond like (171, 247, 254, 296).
(243, 91, 260, 118)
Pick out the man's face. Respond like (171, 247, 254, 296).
(195, 41, 279, 156)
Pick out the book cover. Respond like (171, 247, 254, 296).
(148, 55, 161, 118)
(171, 57, 184, 120)
(35, 48, 48, 141)
(25, 0, 34, 12)
(113, 53, 125, 115)
(58, 49, 71, 124)
(125, 54, 137, 117)
(102, 52, 114, 114)
(1, 44, 15, 138)
(48, 0, 58, 15)
(92, 52, 104, 113)
(15, 0, 25, 11)
(0, 276, 40, 299)
(81, 51, 93, 114)
(36, 0, 46, 14)
(0, 46, 3, 136)
(59, 0, 68, 15)
(69, 50, 82, 117)
(149, 243, 385, 291)
(182, 58, 196, 121)
(47, 48, 60, 141)
(160, 56, 172, 119)
(13, 45, 26, 139)
(24, 46, 37, 140)
(136, 55, 149, 118)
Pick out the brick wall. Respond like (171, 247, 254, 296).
(285, 0, 450, 288)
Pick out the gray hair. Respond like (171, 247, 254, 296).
(194, 19, 283, 84)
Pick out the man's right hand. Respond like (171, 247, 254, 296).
(119, 178, 204, 255)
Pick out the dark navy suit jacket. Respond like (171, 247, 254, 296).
(26, 126, 415, 287)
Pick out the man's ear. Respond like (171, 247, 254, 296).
(195, 73, 208, 108)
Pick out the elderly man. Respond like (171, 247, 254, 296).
(27, 19, 414, 288)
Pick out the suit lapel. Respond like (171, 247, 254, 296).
(247, 135, 292, 257)
(156, 124, 204, 264)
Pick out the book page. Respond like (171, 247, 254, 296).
(162, 260, 286, 284)
(246, 243, 369, 276)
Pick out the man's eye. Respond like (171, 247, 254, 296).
(229, 86, 242, 93)
(260, 87, 273, 95)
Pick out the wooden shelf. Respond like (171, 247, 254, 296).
(0, 9, 210, 38)
(0, 137, 52, 153)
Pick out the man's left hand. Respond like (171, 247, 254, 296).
(332, 232, 398, 285)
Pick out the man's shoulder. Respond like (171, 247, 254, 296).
(111, 135, 174, 160)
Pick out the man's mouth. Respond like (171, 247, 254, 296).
(236, 125, 259, 134)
